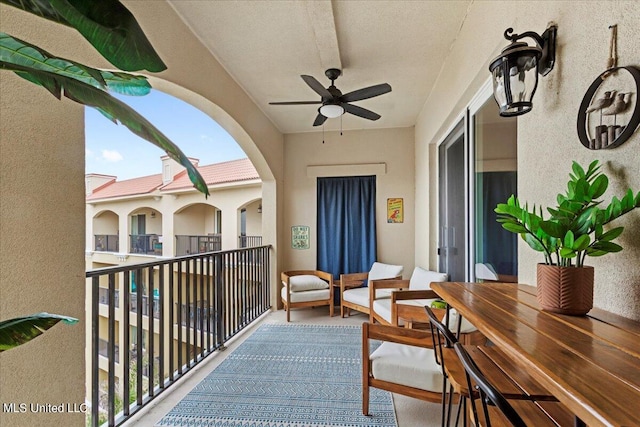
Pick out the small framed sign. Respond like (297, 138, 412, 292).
(291, 225, 310, 249)
(387, 198, 403, 223)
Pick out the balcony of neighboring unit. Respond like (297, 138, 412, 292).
(98, 338, 119, 364)
(175, 234, 221, 256)
(94, 234, 119, 252)
(130, 234, 162, 255)
(239, 235, 262, 248)
(130, 292, 161, 319)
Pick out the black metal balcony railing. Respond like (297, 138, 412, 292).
(239, 235, 262, 248)
(87, 245, 271, 427)
(95, 234, 119, 252)
(175, 234, 221, 256)
(130, 234, 162, 255)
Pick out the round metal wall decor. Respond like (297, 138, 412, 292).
(577, 66, 640, 150)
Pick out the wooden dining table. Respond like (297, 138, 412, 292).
(431, 281, 640, 427)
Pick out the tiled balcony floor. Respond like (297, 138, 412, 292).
(125, 307, 444, 427)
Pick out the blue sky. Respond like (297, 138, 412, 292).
(85, 90, 246, 180)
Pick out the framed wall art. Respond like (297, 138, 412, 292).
(291, 225, 310, 249)
(387, 198, 403, 223)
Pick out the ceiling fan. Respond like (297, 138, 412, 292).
(269, 68, 392, 126)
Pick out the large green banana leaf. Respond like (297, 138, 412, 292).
(0, 32, 151, 95)
(0, 0, 166, 72)
(0, 312, 78, 352)
(0, 61, 210, 197)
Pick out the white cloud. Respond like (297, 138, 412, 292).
(101, 149, 123, 162)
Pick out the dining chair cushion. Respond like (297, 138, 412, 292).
(284, 274, 330, 292)
(368, 262, 404, 285)
(408, 267, 448, 291)
(370, 341, 443, 392)
(280, 287, 330, 303)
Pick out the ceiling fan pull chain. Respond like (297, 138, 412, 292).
(322, 123, 325, 144)
(340, 114, 343, 136)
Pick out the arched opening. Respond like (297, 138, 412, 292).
(92, 210, 119, 252)
(174, 202, 221, 255)
(128, 207, 162, 255)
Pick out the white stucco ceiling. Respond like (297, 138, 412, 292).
(168, 0, 473, 134)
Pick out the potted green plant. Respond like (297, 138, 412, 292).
(495, 160, 640, 315)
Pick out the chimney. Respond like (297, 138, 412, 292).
(161, 155, 199, 184)
(85, 173, 117, 196)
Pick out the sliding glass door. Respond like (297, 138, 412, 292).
(438, 81, 518, 282)
(438, 121, 467, 281)
(471, 98, 518, 282)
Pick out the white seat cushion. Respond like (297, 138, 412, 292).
(342, 287, 372, 307)
(408, 267, 448, 291)
(370, 341, 443, 392)
(372, 299, 396, 324)
(284, 275, 329, 292)
(281, 287, 330, 303)
(368, 262, 404, 285)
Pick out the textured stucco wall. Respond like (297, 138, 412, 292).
(416, 1, 640, 319)
(0, 7, 87, 426)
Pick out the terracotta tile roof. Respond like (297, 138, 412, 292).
(161, 158, 259, 191)
(86, 174, 163, 200)
(86, 158, 259, 200)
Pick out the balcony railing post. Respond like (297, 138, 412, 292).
(135, 268, 143, 407)
(147, 266, 155, 398)
(214, 252, 226, 349)
(122, 272, 131, 417)
(107, 274, 116, 426)
(91, 276, 99, 427)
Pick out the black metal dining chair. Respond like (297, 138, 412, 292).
(453, 342, 526, 427)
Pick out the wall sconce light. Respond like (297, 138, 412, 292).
(489, 24, 557, 117)
(150, 211, 156, 218)
(257, 204, 262, 214)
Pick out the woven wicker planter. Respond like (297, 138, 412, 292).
(536, 264, 594, 316)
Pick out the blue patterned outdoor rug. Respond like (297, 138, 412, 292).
(156, 323, 397, 427)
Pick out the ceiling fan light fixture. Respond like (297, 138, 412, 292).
(319, 104, 344, 118)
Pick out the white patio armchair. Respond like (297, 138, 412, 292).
(339, 262, 403, 318)
(281, 270, 333, 322)
(371, 266, 484, 344)
(370, 266, 447, 326)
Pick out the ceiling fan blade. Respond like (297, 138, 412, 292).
(301, 75, 332, 99)
(343, 103, 381, 121)
(313, 113, 328, 126)
(269, 101, 322, 105)
(341, 83, 392, 103)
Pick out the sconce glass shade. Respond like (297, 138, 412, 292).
(319, 104, 344, 118)
(490, 42, 542, 117)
